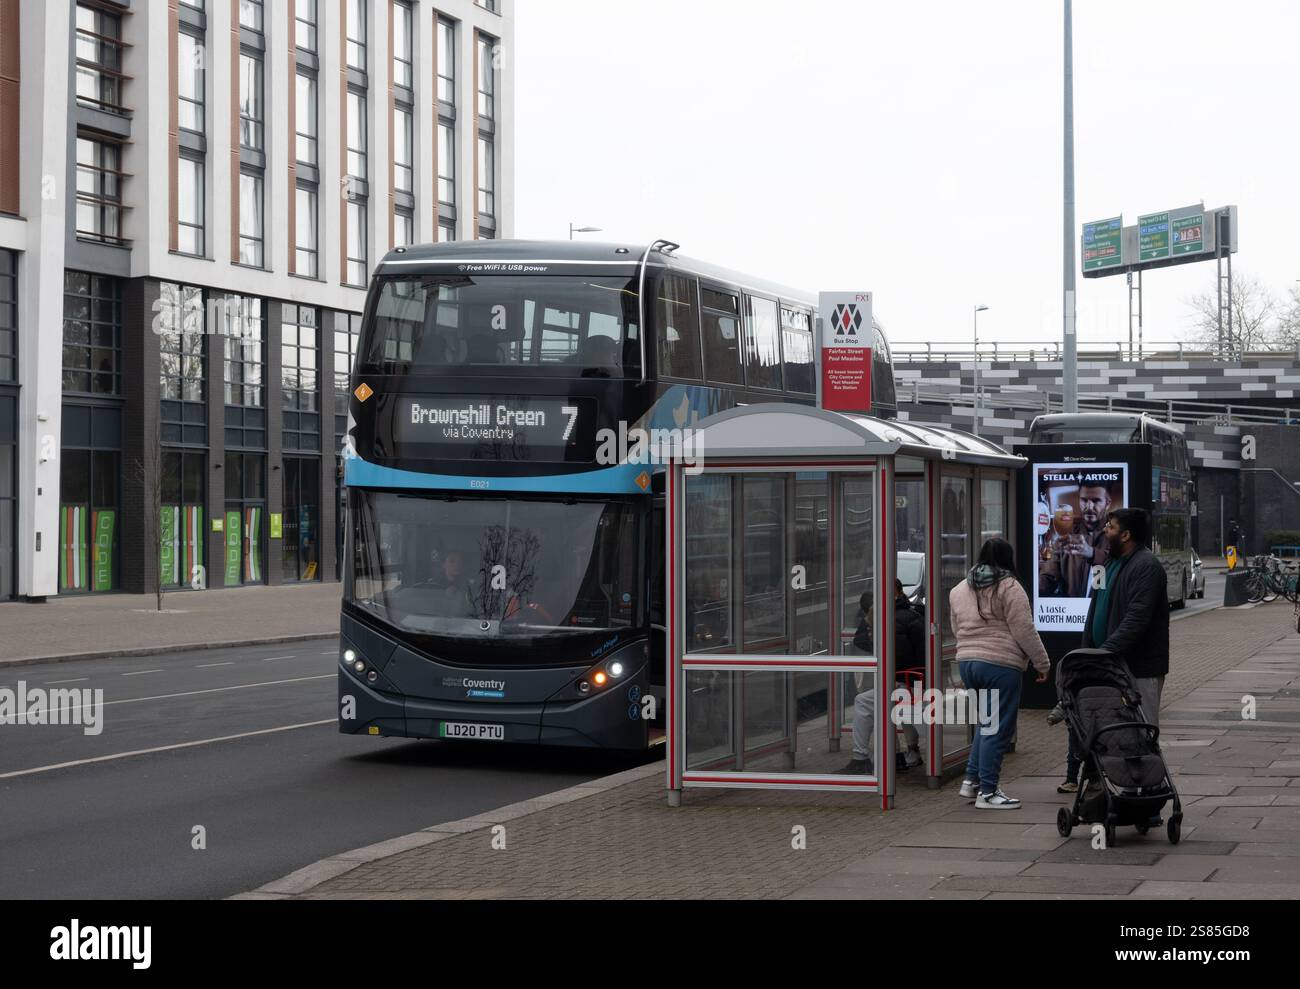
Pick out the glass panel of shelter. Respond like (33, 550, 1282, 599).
(939, 470, 975, 761)
(682, 469, 877, 778)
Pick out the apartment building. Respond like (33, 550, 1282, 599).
(0, 0, 514, 600)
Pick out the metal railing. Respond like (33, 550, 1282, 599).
(899, 383, 1300, 427)
(893, 340, 1300, 364)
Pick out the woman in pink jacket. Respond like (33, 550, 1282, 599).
(948, 538, 1050, 808)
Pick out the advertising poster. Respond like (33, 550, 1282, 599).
(1033, 462, 1129, 631)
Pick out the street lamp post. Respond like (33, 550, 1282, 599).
(974, 305, 989, 438)
(569, 224, 602, 240)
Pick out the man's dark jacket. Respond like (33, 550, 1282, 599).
(1081, 546, 1170, 678)
(854, 598, 926, 674)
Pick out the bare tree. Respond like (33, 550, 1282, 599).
(1277, 284, 1300, 349)
(1183, 272, 1278, 358)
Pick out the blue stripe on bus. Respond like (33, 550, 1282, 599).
(345, 457, 652, 495)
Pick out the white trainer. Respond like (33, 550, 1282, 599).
(976, 790, 1022, 809)
(959, 779, 980, 799)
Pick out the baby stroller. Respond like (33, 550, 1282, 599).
(1053, 649, 1182, 847)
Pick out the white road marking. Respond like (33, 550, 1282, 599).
(320, 651, 338, 656)
(45, 678, 89, 685)
(196, 662, 235, 669)
(262, 655, 296, 662)
(38, 675, 334, 716)
(0, 720, 337, 780)
(122, 670, 165, 677)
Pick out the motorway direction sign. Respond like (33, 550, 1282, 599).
(1082, 217, 1124, 271)
(1172, 213, 1205, 255)
(1139, 212, 1171, 262)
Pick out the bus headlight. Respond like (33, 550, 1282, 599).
(343, 649, 357, 664)
(608, 662, 625, 679)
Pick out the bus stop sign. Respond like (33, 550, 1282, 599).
(819, 292, 875, 414)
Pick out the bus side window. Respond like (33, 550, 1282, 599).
(701, 287, 743, 386)
(780, 307, 815, 395)
(656, 275, 703, 380)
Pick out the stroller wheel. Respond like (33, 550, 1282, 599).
(1056, 807, 1073, 838)
(1168, 815, 1182, 846)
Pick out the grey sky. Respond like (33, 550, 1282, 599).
(514, 0, 1300, 347)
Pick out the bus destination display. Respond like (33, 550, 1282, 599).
(392, 396, 593, 462)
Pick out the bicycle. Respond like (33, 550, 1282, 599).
(1243, 556, 1300, 604)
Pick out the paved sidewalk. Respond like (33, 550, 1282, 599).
(0, 583, 342, 665)
(247, 599, 1300, 900)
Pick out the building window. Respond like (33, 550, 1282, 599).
(477, 134, 495, 218)
(438, 122, 455, 205)
(159, 284, 206, 404)
(394, 209, 414, 248)
(295, 186, 318, 278)
(239, 0, 263, 32)
(282, 305, 320, 452)
(437, 18, 455, 102)
(347, 90, 367, 181)
(334, 312, 361, 444)
(393, 1, 413, 89)
(282, 457, 322, 581)
(161, 451, 207, 591)
(224, 452, 267, 586)
(296, 0, 317, 53)
(239, 53, 263, 151)
(346, 201, 367, 286)
(75, 3, 126, 114)
(295, 73, 317, 165)
(75, 137, 125, 246)
(223, 296, 265, 409)
(346, 0, 367, 71)
(439, 222, 456, 243)
(0, 251, 15, 382)
(239, 172, 263, 267)
(477, 35, 496, 121)
(58, 441, 121, 595)
(177, 31, 205, 134)
(177, 155, 205, 256)
(394, 106, 413, 193)
(63, 272, 122, 396)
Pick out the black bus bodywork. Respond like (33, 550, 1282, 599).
(338, 240, 897, 749)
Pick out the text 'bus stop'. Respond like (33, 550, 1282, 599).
(665, 405, 1025, 810)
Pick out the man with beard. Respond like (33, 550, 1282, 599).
(1039, 479, 1113, 598)
(1057, 509, 1169, 820)
(1069, 480, 1114, 598)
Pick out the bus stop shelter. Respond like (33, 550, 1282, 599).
(665, 405, 1025, 809)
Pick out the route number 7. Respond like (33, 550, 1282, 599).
(561, 406, 579, 442)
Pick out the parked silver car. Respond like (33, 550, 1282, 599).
(1190, 550, 1206, 599)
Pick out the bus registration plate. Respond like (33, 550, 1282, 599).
(439, 722, 505, 742)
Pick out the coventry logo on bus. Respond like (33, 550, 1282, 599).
(831, 304, 864, 338)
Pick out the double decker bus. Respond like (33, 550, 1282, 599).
(338, 240, 897, 750)
(1026, 412, 1195, 608)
